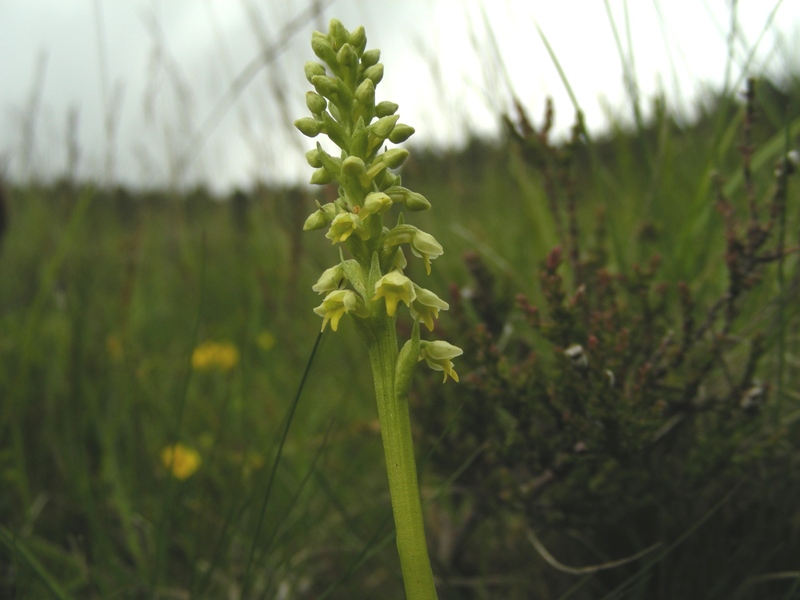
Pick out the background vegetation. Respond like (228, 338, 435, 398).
(2, 13, 800, 600)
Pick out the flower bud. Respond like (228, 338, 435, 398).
(389, 123, 415, 144)
(361, 192, 393, 217)
(305, 148, 323, 168)
(306, 94, 326, 118)
(328, 19, 349, 49)
(342, 155, 366, 177)
(310, 167, 334, 185)
(369, 115, 399, 139)
(294, 117, 322, 137)
(348, 25, 367, 55)
(354, 79, 375, 107)
(382, 148, 409, 169)
(311, 75, 339, 100)
(403, 190, 430, 211)
(337, 43, 358, 71)
(364, 63, 384, 85)
(375, 101, 399, 118)
(311, 35, 337, 68)
(303, 209, 329, 231)
(304, 61, 326, 83)
(360, 48, 380, 67)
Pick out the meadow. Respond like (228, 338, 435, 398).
(2, 18, 800, 600)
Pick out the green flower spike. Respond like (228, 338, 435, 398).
(313, 289, 366, 332)
(419, 340, 464, 382)
(296, 19, 463, 599)
(373, 271, 416, 317)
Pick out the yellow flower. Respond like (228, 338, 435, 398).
(419, 340, 463, 383)
(313, 289, 367, 331)
(372, 271, 416, 317)
(409, 286, 449, 331)
(325, 212, 363, 244)
(191, 341, 240, 372)
(161, 443, 201, 480)
(257, 331, 276, 351)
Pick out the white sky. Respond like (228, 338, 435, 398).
(1, 0, 798, 192)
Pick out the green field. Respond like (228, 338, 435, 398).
(2, 26, 800, 600)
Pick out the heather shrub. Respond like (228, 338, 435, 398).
(414, 80, 800, 599)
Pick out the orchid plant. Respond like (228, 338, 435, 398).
(295, 18, 461, 600)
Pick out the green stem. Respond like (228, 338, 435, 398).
(366, 316, 437, 600)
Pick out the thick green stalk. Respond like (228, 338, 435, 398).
(366, 316, 437, 599)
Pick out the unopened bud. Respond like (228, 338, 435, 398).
(354, 79, 375, 107)
(305, 91, 327, 115)
(342, 155, 366, 177)
(348, 26, 367, 55)
(311, 35, 337, 68)
(305, 148, 323, 168)
(382, 148, 409, 169)
(311, 75, 339, 100)
(363, 63, 384, 85)
(304, 61, 326, 83)
(294, 117, 322, 137)
(328, 19, 349, 48)
(360, 48, 380, 67)
(369, 114, 399, 139)
(375, 101, 399, 117)
(309, 167, 333, 185)
(337, 43, 358, 71)
(389, 123, 415, 144)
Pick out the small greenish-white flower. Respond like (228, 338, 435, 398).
(372, 271, 416, 317)
(312, 263, 345, 294)
(383, 225, 443, 274)
(360, 191, 393, 218)
(419, 340, 463, 383)
(326, 212, 364, 243)
(409, 286, 449, 331)
(410, 230, 443, 275)
(313, 289, 367, 332)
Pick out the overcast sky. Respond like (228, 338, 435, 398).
(2, 0, 798, 192)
